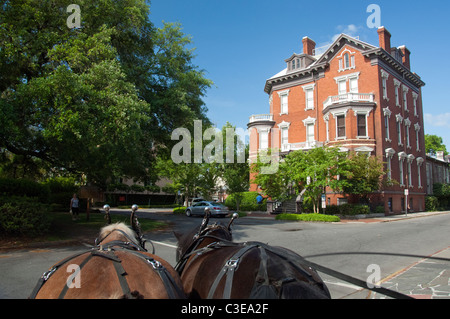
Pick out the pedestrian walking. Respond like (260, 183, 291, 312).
(70, 193, 80, 221)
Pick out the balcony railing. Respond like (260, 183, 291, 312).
(248, 114, 274, 123)
(281, 141, 324, 152)
(323, 93, 375, 110)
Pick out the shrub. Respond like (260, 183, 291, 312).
(276, 213, 340, 223)
(0, 178, 50, 202)
(0, 200, 51, 237)
(374, 205, 386, 215)
(173, 206, 187, 214)
(225, 192, 266, 211)
(425, 196, 438, 212)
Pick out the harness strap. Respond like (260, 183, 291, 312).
(111, 256, 132, 298)
(175, 236, 238, 274)
(30, 244, 184, 299)
(29, 250, 89, 299)
(207, 243, 258, 299)
(58, 253, 94, 299)
(120, 248, 185, 299)
(256, 246, 270, 286)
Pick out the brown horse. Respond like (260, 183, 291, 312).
(174, 212, 331, 299)
(31, 222, 185, 299)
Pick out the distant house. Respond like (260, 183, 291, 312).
(425, 152, 450, 195)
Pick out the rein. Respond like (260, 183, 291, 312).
(95, 228, 152, 253)
(175, 223, 235, 274)
(176, 222, 414, 300)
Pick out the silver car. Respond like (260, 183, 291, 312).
(185, 201, 230, 217)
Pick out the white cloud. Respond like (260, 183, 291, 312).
(424, 113, 450, 129)
(316, 24, 364, 54)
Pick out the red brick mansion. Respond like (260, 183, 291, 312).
(248, 27, 427, 214)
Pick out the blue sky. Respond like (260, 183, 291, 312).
(150, 0, 450, 150)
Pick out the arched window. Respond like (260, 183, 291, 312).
(344, 53, 350, 69)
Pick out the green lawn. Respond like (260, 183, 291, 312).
(275, 213, 340, 223)
(46, 211, 168, 241)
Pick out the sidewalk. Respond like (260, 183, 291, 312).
(243, 210, 450, 223)
(339, 210, 450, 224)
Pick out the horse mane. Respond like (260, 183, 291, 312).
(99, 222, 138, 244)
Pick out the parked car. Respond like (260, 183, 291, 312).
(185, 201, 230, 217)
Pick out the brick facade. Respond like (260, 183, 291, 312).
(248, 27, 427, 214)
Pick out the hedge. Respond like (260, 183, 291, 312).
(0, 178, 50, 202)
(0, 199, 51, 236)
(225, 192, 266, 211)
(173, 206, 187, 214)
(276, 213, 340, 223)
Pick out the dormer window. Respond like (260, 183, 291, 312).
(286, 54, 315, 72)
(338, 48, 356, 72)
(288, 57, 302, 71)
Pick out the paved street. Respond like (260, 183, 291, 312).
(0, 210, 449, 299)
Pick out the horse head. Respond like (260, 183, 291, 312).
(174, 209, 238, 262)
(95, 205, 147, 251)
(96, 222, 141, 247)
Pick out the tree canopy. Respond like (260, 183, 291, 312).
(0, 0, 212, 187)
(252, 147, 390, 213)
(425, 134, 448, 156)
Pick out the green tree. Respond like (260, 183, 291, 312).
(284, 147, 350, 214)
(251, 149, 290, 202)
(342, 152, 391, 204)
(220, 123, 249, 212)
(0, 1, 212, 187)
(252, 147, 350, 214)
(424, 134, 448, 156)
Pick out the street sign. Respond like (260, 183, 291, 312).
(321, 194, 326, 209)
(404, 189, 409, 196)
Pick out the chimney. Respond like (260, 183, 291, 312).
(377, 27, 391, 53)
(399, 45, 411, 69)
(302, 37, 316, 56)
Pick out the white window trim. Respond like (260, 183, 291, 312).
(302, 84, 316, 110)
(398, 152, 407, 187)
(380, 69, 390, 101)
(278, 89, 290, 115)
(277, 121, 291, 149)
(302, 116, 316, 143)
(354, 111, 369, 138)
(414, 123, 421, 152)
(394, 78, 401, 107)
(383, 107, 392, 142)
(337, 48, 356, 72)
(407, 154, 415, 188)
(334, 112, 347, 140)
(258, 128, 270, 150)
(412, 92, 419, 117)
(402, 85, 409, 111)
(396, 114, 404, 146)
(416, 157, 424, 189)
(385, 148, 396, 181)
